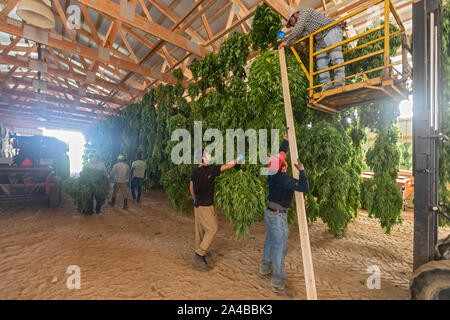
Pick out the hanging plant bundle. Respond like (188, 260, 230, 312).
(360, 102, 403, 233)
(215, 169, 267, 237)
(62, 167, 109, 214)
(344, 20, 402, 81)
(249, 3, 282, 52)
(83, 6, 406, 238)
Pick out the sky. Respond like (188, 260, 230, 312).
(40, 128, 86, 174)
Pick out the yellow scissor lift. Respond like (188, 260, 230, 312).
(290, 0, 412, 114)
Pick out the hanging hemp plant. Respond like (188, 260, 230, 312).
(83, 6, 411, 238)
(249, 3, 282, 52)
(360, 102, 403, 234)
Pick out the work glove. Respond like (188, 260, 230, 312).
(193, 198, 198, 208)
(237, 154, 244, 163)
(277, 29, 285, 40)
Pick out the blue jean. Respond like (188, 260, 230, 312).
(316, 27, 345, 87)
(260, 209, 289, 289)
(131, 177, 144, 201)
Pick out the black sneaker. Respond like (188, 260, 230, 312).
(271, 285, 294, 299)
(192, 253, 212, 271)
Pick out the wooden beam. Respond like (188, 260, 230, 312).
(118, 27, 139, 64)
(279, 47, 317, 300)
(76, 0, 210, 57)
(0, 114, 94, 131)
(264, 0, 290, 20)
(206, 8, 255, 45)
(0, 104, 104, 122)
(138, 0, 153, 24)
(79, 3, 102, 46)
(146, 0, 205, 42)
(103, 20, 121, 48)
(1, 88, 113, 113)
(199, 5, 218, 51)
(0, 18, 177, 85)
(1, 35, 20, 56)
(0, 54, 133, 95)
(0, 106, 98, 124)
(0, 74, 124, 105)
(115, 0, 206, 89)
(179, 0, 218, 33)
(0, 0, 19, 19)
(222, 8, 235, 43)
(53, 0, 76, 41)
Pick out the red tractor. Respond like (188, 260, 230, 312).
(0, 133, 70, 207)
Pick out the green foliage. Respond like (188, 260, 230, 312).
(362, 103, 403, 233)
(161, 164, 195, 214)
(215, 169, 267, 237)
(249, 3, 282, 52)
(83, 12, 408, 238)
(399, 142, 412, 170)
(218, 32, 251, 78)
(298, 121, 361, 237)
(62, 167, 109, 214)
(344, 20, 402, 80)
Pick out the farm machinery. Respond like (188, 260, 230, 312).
(0, 125, 70, 207)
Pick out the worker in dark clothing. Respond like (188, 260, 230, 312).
(259, 131, 309, 299)
(86, 154, 108, 215)
(131, 153, 147, 203)
(189, 150, 244, 271)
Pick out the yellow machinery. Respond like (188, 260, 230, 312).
(290, 0, 411, 114)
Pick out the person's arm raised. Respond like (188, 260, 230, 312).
(220, 154, 244, 172)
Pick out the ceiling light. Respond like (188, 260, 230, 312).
(16, 0, 55, 29)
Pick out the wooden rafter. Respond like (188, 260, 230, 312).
(1, 87, 112, 113)
(0, 18, 178, 85)
(76, 0, 210, 57)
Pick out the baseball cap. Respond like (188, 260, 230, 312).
(268, 151, 287, 172)
(118, 155, 125, 160)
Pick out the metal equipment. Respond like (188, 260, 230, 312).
(409, 0, 450, 300)
(0, 129, 70, 207)
(290, 0, 412, 113)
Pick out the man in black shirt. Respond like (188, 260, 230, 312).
(190, 150, 243, 271)
(260, 133, 309, 298)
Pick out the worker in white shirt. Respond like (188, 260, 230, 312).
(109, 155, 131, 209)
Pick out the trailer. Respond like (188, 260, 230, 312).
(0, 131, 69, 207)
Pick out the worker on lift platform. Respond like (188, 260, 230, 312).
(278, 7, 346, 91)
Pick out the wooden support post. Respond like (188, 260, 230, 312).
(278, 47, 318, 300)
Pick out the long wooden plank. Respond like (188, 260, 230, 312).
(278, 47, 317, 300)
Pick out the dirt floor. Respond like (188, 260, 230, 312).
(0, 189, 449, 300)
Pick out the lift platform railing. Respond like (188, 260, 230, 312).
(290, 0, 410, 98)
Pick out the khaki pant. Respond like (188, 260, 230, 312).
(194, 205, 218, 256)
(112, 183, 128, 199)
